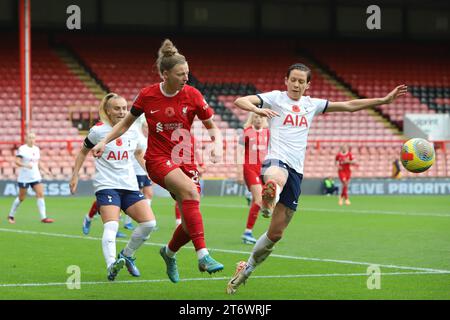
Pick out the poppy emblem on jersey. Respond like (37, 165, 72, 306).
(116, 138, 123, 146)
(165, 107, 175, 117)
(292, 105, 301, 113)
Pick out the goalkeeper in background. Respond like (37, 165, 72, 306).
(323, 176, 339, 196)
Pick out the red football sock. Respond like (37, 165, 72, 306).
(175, 203, 181, 220)
(246, 202, 260, 230)
(168, 224, 191, 253)
(181, 199, 206, 251)
(88, 201, 98, 219)
(342, 186, 348, 200)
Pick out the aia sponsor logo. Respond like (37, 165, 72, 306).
(283, 114, 308, 127)
(106, 150, 129, 160)
(292, 105, 301, 113)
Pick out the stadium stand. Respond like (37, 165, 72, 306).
(1, 35, 448, 180)
(0, 34, 95, 180)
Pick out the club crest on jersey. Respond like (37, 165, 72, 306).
(182, 106, 188, 115)
(165, 107, 175, 117)
(115, 138, 123, 146)
(283, 114, 308, 127)
(292, 105, 301, 113)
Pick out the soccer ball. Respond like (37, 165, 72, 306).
(400, 138, 435, 173)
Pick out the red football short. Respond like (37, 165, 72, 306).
(338, 170, 351, 182)
(243, 164, 262, 189)
(146, 158, 201, 194)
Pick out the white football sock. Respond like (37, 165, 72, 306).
(8, 197, 21, 217)
(124, 215, 133, 225)
(246, 232, 275, 276)
(122, 220, 157, 257)
(165, 245, 176, 258)
(196, 248, 209, 260)
(175, 218, 182, 226)
(102, 221, 119, 268)
(37, 198, 46, 219)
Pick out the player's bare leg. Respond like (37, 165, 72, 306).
(260, 166, 287, 218)
(8, 187, 27, 224)
(227, 203, 294, 294)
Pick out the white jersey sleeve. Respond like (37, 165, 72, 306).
(86, 125, 101, 147)
(257, 90, 281, 110)
(310, 98, 329, 115)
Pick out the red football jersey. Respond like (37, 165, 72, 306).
(132, 83, 213, 164)
(335, 151, 354, 172)
(243, 127, 269, 166)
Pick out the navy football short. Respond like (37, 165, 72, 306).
(136, 175, 152, 188)
(18, 180, 41, 189)
(95, 189, 145, 212)
(261, 159, 303, 211)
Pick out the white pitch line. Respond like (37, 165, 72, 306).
(1, 228, 449, 274)
(197, 203, 450, 218)
(0, 271, 449, 288)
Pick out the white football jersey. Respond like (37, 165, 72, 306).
(86, 122, 140, 192)
(16, 144, 42, 183)
(132, 132, 148, 176)
(257, 90, 328, 174)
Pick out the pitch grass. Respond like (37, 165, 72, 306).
(0, 195, 449, 300)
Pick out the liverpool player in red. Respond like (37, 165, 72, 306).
(91, 39, 224, 283)
(237, 113, 269, 244)
(335, 144, 355, 205)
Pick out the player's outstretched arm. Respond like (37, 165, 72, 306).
(234, 95, 279, 119)
(38, 162, 52, 177)
(70, 146, 90, 194)
(202, 118, 223, 164)
(14, 156, 32, 169)
(92, 112, 137, 158)
(134, 148, 146, 172)
(326, 85, 408, 113)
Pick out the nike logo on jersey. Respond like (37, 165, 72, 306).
(150, 110, 160, 114)
(139, 194, 144, 198)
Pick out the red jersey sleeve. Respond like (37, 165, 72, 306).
(192, 88, 213, 121)
(132, 89, 146, 113)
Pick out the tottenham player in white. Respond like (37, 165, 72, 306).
(123, 116, 155, 230)
(7, 132, 55, 224)
(70, 93, 157, 281)
(226, 63, 407, 294)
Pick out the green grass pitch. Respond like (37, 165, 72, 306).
(0, 195, 449, 300)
